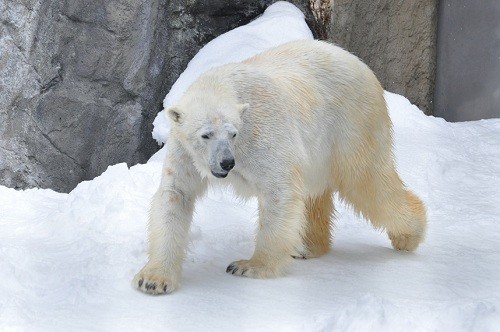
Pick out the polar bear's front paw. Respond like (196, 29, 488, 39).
(132, 265, 178, 295)
(226, 259, 283, 278)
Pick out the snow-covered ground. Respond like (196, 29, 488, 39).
(1, 2, 500, 331)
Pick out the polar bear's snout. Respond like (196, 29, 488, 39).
(214, 158, 235, 177)
(209, 139, 235, 178)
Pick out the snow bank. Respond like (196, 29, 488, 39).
(2, 91, 499, 331)
(1, 1, 500, 331)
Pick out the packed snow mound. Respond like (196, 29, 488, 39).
(1, 91, 499, 331)
(2, 1, 500, 330)
(152, 1, 313, 146)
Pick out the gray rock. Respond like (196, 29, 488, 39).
(1, 0, 166, 191)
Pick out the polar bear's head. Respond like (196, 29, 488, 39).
(166, 100, 248, 179)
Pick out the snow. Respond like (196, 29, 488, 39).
(1, 2, 500, 331)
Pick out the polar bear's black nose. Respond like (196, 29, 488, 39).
(220, 159, 235, 171)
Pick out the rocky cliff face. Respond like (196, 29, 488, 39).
(0, 0, 314, 192)
(1, 0, 170, 192)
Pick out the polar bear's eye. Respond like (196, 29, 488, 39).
(232, 133, 237, 138)
(201, 134, 210, 139)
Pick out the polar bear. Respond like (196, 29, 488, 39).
(133, 40, 427, 295)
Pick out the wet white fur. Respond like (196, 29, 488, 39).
(133, 40, 427, 295)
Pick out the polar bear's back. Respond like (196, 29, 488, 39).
(243, 40, 383, 95)
(232, 40, 390, 147)
(234, 40, 388, 128)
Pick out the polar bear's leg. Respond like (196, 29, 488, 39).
(385, 189, 427, 251)
(132, 187, 194, 294)
(133, 144, 206, 295)
(227, 172, 306, 278)
(293, 190, 334, 259)
(340, 165, 427, 252)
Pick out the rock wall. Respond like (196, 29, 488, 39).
(1, 0, 171, 192)
(327, 0, 438, 114)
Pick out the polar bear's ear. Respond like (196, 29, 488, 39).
(237, 103, 249, 117)
(166, 106, 183, 124)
